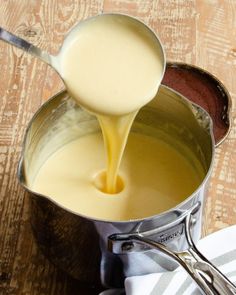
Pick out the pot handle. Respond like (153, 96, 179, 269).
(108, 212, 236, 295)
(176, 214, 236, 295)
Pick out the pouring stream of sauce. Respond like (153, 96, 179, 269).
(59, 15, 164, 193)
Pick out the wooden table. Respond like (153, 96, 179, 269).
(0, 1, 235, 294)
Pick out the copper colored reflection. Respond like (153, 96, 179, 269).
(162, 62, 231, 145)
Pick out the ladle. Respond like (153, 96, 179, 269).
(0, 14, 166, 116)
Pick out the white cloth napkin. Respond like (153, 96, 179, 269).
(99, 225, 236, 295)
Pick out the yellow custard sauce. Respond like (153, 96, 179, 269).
(27, 15, 205, 222)
(58, 14, 164, 193)
(32, 131, 204, 221)
(59, 15, 163, 116)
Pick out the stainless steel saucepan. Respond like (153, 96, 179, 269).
(2, 10, 234, 294)
(17, 85, 236, 294)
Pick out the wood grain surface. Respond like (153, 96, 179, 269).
(0, 1, 236, 294)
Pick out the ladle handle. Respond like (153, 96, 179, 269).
(0, 27, 52, 65)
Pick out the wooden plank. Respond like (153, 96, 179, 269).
(195, 0, 236, 234)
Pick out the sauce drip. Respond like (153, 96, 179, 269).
(59, 15, 163, 193)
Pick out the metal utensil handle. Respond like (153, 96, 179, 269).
(108, 208, 236, 295)
(0, 27, 52, 65)
(129, 234, 236, 295)
(178, 247, 236, 295)
(180, 214, 236, 295)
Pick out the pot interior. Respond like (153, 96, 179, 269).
(20, 85, 214, 221)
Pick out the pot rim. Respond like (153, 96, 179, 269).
(164, 61, 232, 147)
(17, 85, 215, 225)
